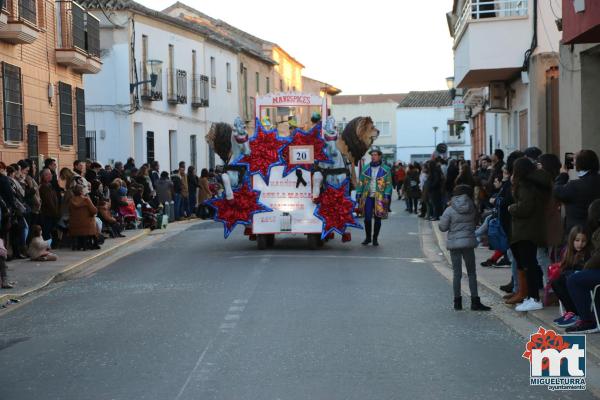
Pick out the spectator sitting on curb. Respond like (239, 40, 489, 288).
(550, 225, 590, 329)
(565, 199, 600, 333)
(28, 225, 58, 262)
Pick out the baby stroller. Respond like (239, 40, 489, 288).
(118, 197, 141, 229)
(136, 203, 158, 230)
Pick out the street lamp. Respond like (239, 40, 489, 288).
(446, 76, 456, 99)
(130, 59, 163, 94)
(433, 126, 439, 148)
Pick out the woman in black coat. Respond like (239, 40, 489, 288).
(425, 160, 443, 221)
(554, 150, 600, 235)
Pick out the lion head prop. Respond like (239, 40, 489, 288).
(206, 122, 233, 164)
(338, 116, 379, 166)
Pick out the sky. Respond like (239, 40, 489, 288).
(137, 0, 455, 95)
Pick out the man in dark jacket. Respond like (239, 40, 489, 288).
(554, 149, 600, 234)
(149, 161, 160, 187)
(44, 158, 62, 200)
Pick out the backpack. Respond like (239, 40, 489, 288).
(488, 197, 509, 252)
(488, 216, 509, 252)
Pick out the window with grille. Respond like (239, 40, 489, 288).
(2, 63, 23, 142)
(190, 135, 197, 168)
(176, 69, 187, 104)
(85, 130, 96, 160)
(200, 75, 209, 107)
(19, 0, 37, 25)
(146, 131, 155, 163)
(210, 57, 216, 87)
(59, 82, 73, 146)
(76, 88, 87, 159)
(226, 62, 231, 92)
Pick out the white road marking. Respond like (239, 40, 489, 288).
(228, 306, 245, 312)
(174, 337, 215, 400)
(224, 314, 240, 321)
(219, 322, 236, 330)
(230, 254, 426, 262)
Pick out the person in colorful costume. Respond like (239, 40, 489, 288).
(356, 148, 393, 246)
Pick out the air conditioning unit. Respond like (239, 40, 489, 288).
(489, 82, 507, 111)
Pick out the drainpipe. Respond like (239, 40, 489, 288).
(522, 0, 538, 73)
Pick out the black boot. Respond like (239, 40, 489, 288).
(471, 297, 491, 311)
(454, 296, 462, 310)
(362, 219, 372, 245)
(372, 218, 381, 246)
(499, 278, 514, 294)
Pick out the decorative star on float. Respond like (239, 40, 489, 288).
(314, 179, 362, 240)
(281, 122, 331, 177)
(232, 118, 289, 184)
(206, 180, 272, 238)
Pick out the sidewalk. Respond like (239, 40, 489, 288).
(430, 219, 600, 356)
(0, 218, 209, 306)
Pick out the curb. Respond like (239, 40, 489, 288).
(0, 218, 212, 306)
(428, 219, 600, 361)
(0, 229, 149, 305)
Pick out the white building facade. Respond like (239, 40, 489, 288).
(331, 94, 406, 165)
(82, 2, 240, 171)
(396, 91, 471, 164)
(447, 0, 562, 157)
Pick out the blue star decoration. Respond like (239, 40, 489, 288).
(206, 179, 272, 238)
(280, 122, 332, 177)
(231, 118, 290, 184)
(313, 179, 362, 240)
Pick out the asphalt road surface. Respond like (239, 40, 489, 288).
(0, 201, 597, 400)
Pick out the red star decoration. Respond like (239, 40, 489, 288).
(282, 124, 329, 175)
(237, 127, 287, 180)
(209, 183, 271, 238)
(315, 181, 359, 238)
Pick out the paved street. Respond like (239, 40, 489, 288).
(0, 200, 597, 400)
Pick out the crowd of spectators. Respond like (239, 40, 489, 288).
(0, 157, 223, 290)
(393, 148, 600, 333)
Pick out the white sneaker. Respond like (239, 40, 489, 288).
(516, 298, 543, 312)
(515, 298, 531, 311)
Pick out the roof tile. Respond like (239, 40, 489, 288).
(332, 93, 407, 105)
(397, 90, 452, 108)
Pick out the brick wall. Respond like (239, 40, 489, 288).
(0, 0, 85, 169)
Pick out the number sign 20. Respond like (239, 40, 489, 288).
(289, 145, 314, 165)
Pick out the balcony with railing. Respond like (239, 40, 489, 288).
(0, 0, 39, 44)
(55, 1, 87, 68)
(191, 74, 209, 108)
(451, 0, 530, 88)
(55, 1, 101, 73)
